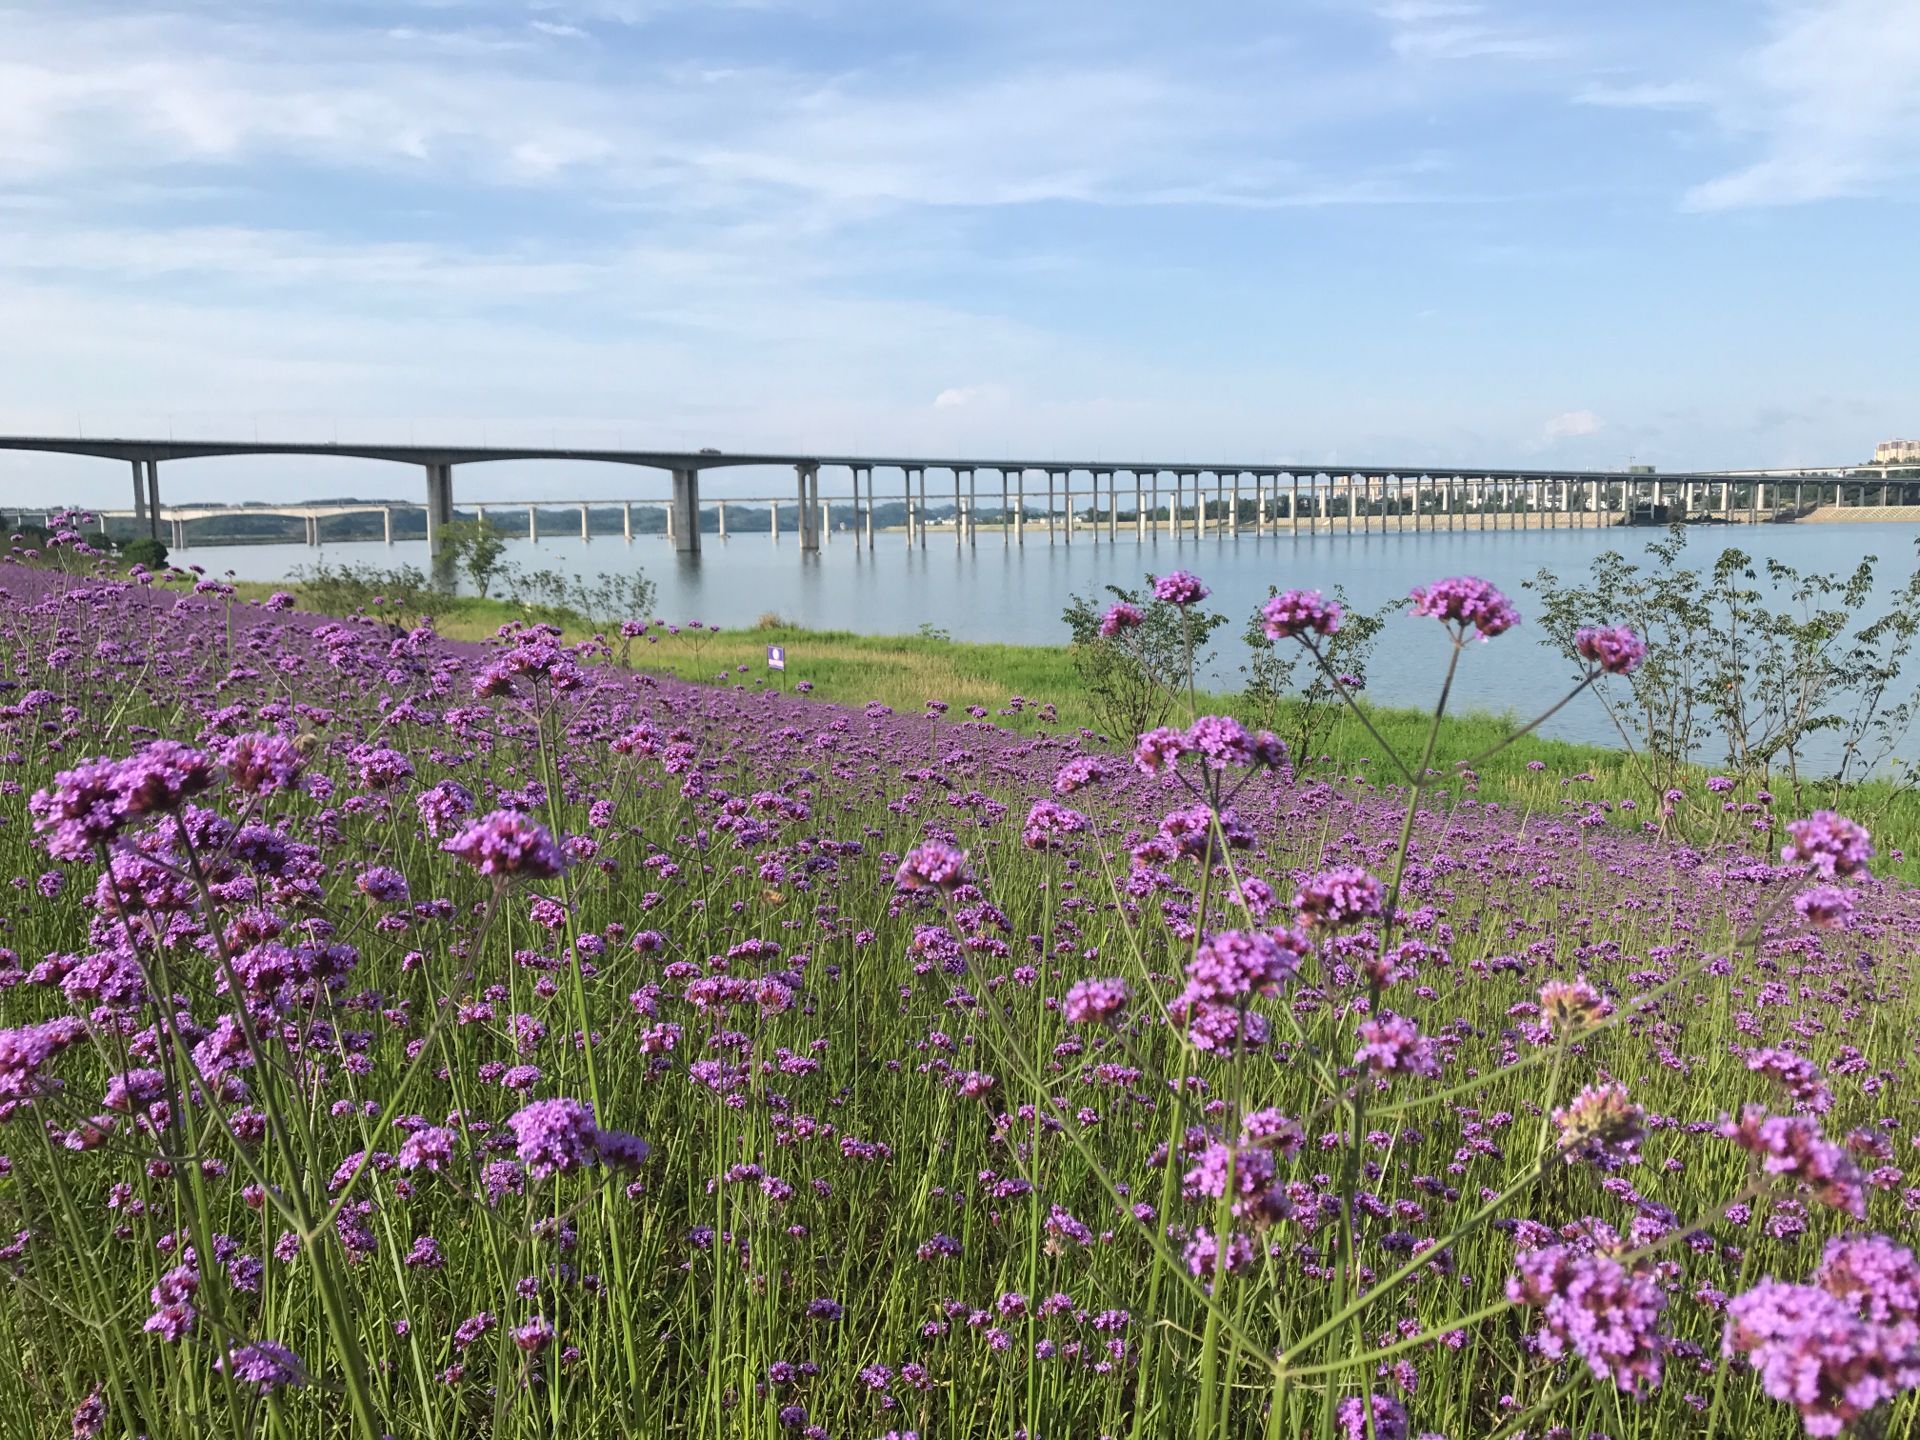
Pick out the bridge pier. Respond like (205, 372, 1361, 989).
(145, 461, 162, 540)
(622, 503, 632, 541)
(423, 462, 454, 555)
(795, 464, 819, 553)
(718, 501, 727, 539)
(383, 508, 393, 544)
(130, 460, 147, 532)
(671, 468, 702, 555)
(580, 503, 590, 542)
(529, 504, 539, 542)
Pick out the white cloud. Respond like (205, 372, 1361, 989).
(932, 385, 1011, 410)
(0, 5, 1466, 211)
(1543, 409, 1603, 440)
(1684, 0, 1920, 209)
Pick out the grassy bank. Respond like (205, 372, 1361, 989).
(137, 567, 1920, 877)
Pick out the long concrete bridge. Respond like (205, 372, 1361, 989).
(2, 433, 1916, 556)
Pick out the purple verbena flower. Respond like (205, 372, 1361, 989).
(1409, 576, 1519, 639)
(1793, 885, 1855, 930)
(1294, 866, 1384, 929)
(1721, 1106, 1867, 1219)
(1133, 726, 1192, 775)
(1507, 1244, 1666, 1394)
(1261, 589, 1343, 641)
(1022, 800, 1090, 850)
(1354, 1013, 1441, 1078)
(1185, 715, 1254, 770)
(1746, 1049, 1835, 1116)
(215, 1340, 305, 1394)
(1063, 977, 1129, 1025)
(894, 842, 971, 893)
(1335, 1394, 1408, 1440)
(1553, 1083, 1645, 1170)
(443, 811, 567, 880)
(507, 1097, 601, 1180)
(1152, 571, 1209, 606)
(219, 733, 305, 796)
(1781, 812, 1871, 880)
(355, 865, 410, 905)
(1574, 625, 1647, 675)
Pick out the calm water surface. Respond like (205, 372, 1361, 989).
(176, 523, 1920, 761)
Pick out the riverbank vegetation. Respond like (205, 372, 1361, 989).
(21, 514, 1920, 872)
(156, 542, 1920, 880)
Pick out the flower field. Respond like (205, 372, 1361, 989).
(0, 556, 1915, 1440)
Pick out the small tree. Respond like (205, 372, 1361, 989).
(438, 516, 508, 596)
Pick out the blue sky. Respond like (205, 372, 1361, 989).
(1, 0, 1917, 503)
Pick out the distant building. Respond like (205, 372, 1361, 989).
(1874, 439, 1920, 464)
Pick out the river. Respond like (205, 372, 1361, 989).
(167, 522, 1920, 767)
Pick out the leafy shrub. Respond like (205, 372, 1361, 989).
(121, 536, 169, 571)
(499, 567, 657, 633)
(288, 561, 439, 614)
(1239, 585, 1391, 762)
(1529, 525, 1920, 800)
(1062, 581, 1227, 740)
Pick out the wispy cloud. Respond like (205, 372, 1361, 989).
(0, 6, 1447, 212)
(1685, 0, 1920, 209)
(1573, 80, 1708, 110)
(1372, 1, 1567, 63)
